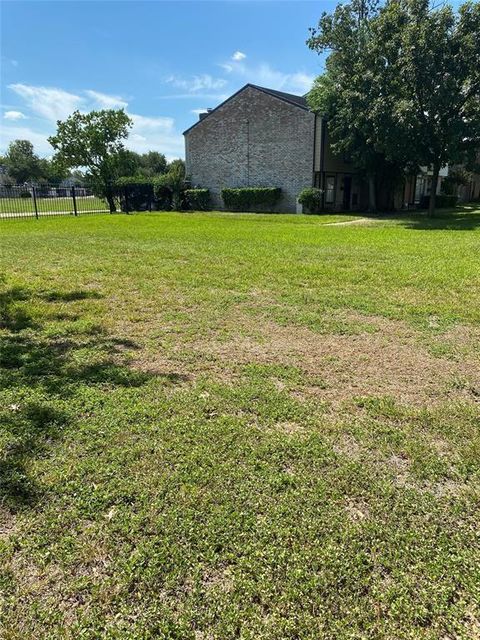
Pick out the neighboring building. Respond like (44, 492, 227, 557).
(454, 154, 480, 203)
(184, 84, 365, 213)
(184, 83, 453, 213)
(458, 173, 480, 202)
(403, 166, 449, 208)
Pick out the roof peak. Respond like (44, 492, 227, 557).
(183, 83, 310, 135)
(247, 84, 309, 110)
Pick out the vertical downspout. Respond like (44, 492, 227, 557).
(320, 117, 327, 210)
(246, 119, 250, 187)
(312, 113, 317, 186)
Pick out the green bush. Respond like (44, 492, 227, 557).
(184, 188, 211, 211)
(20, 190, 32, 199)
(155, 161, 186, 210)
(419, 194, 458, 209)
(221, 187, 281, 212)
(298, 187, 323, 214)
(115, 177, 155, 212)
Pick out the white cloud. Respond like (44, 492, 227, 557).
(127, 113, 183, 159)
(191, 108, 209, 115)
(165, 74, 227, 93)
(4, 83, 185, 160)
(85, 90, 128, 109)
(232, 51, 246, 61)
(220, 59, 314, 95)
(8, 83, 84, 122)
(4, 110, 27, 121)
(0, 124, 54, 155)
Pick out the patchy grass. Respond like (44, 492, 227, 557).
(1, 208, 480, 639)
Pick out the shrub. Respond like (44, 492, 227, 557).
(419, 194, 458, 209)
(297, 187, 323, 214)
(155, 161, 186, 210)
(184, 188, 211, 211)
(20, 190, 32, 199)
(221, 187, 281, 211)
(115, 176, 154, 212)
(153, 184, 172, 210)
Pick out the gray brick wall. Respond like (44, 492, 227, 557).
(184, 86, 315, 212)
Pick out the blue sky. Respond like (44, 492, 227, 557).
(1, 1, 331, 160)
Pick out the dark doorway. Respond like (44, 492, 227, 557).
(343, 176, 352, 210)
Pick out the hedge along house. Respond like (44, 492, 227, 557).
(183, 84, 366, 213)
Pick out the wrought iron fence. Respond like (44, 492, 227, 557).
(0, 183, 170, 220)
(0, 184, 112, 220)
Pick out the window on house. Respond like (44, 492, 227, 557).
(325, 176, 335, 204)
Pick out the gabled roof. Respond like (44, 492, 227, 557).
(183, 83, 310, 135)
(250, 85, 309, 110)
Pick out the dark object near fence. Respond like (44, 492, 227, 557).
(221, 187, 282, 212)
(116, 178, 155, 213)
(419, 194, 458, 209)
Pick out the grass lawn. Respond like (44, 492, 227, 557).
(0, 195, 109, 218)
(1, 208, 480, 639)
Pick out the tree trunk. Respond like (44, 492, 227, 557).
(428, 163, 441, 217)
(368, 174, 377, 212)
(106, 191, 116, 214)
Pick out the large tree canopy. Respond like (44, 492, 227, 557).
(48, 109, 133, 212)
(308, 0, 480, 214)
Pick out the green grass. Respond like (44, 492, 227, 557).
(1, 208, 480, 639)
(0, 195, 109, 217)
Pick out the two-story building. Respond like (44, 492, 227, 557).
(184, 83, 447, 213)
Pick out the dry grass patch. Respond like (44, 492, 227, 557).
(184, 311, 480, 408)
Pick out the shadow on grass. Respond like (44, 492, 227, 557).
(0, 284, 187, 512)
(40, 289, 104, 302)
(389, 206, 480, 231)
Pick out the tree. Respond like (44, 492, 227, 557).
(307, 0, 480, 215)
(307, 0, 408, 211)
(38, 157, 70, 184)
(48, 109, 133, 212)
(156, 159, 185, 210)
(384, 0, 480, 215)
(4, 140, 43, 184)
(139, 151, 167, 177)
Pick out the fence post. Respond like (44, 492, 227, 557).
(32, 186, 39, 219)
(71, 186, 78, 216)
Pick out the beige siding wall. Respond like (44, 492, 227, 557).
(313, 120, 356, 174)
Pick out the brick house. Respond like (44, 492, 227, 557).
(184, 84, 364, 213)
(184, 83, 452, 213)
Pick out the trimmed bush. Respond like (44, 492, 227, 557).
(184, 188, 211, 211)
(221, 187, 281, 212)
(153, 183, 173, 210)
(419, 194, 458, 209)
(115, 177, 155, 212)
(20, 190, 32, 199)
(298, 187, 323, 214)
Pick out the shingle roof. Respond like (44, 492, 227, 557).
(183, 84, 310, 135)
(249, 85, 309, 110)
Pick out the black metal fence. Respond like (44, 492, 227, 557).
(0, 184, 114, 220)
(0, 183, 174, 220)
